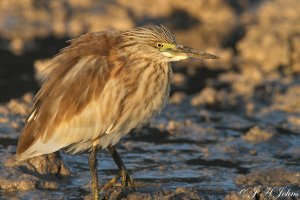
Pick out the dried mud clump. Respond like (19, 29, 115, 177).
(119, 0, 236, 46)
(271, 85, 300, 113)
(191, 86, 237, 109)
(119, 0, 237, 70)
(6, 93, 33, 116)
(5, 152, 70, 176)
(0, 93, 33, 136)
(0, 94, 70, 192)
(242, 126, 273, 143)
(237, 0, 300, 74)
(0, 167, 59, 191)
(0, 0, 133, 54)
(235, 169, 300, 186)
(225, 169, 300, 200)
(191, 87, 219, 107)
(89, 187, 203, 200)
(0, 0, 236, 72)
(199, 0, 300, 113)
(34, 59, 53, 83)
(0, 152, 69, 191)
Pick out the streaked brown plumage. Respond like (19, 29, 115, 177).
(16, 25, 219, 199)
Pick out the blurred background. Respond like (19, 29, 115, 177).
(0, 0, 300, 199)
(0, 0, 300, 107)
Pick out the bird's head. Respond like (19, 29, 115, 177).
(154, 42, 219, 62)
(120, 25, 219, 62)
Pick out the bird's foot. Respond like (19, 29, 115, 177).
(100, 168, 135, 190)
(101, 174, 120, 190)
(120, 167, 135, 188)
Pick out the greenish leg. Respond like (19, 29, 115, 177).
(106, 146, 135, 189)
(89, 146, 99, 200)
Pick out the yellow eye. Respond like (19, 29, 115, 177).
(156, 43, 164, 48)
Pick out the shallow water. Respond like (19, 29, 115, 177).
(1, 103, 299, 199)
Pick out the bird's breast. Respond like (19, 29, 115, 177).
(102, 61, 172, 138)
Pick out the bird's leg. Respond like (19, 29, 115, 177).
(89, 146, 99, 200)
(104, 146, 135, 189)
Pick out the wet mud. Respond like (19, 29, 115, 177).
(0, 0, 300, 199)
(0, 93, 299, 199)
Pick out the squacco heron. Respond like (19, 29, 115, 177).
(16, 25, 219, 199)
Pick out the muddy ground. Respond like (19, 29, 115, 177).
(0, 0, 300, 199)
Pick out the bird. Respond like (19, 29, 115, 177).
(16, 25, 219, 199)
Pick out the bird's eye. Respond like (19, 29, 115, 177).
(156, 43, 163, 48)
